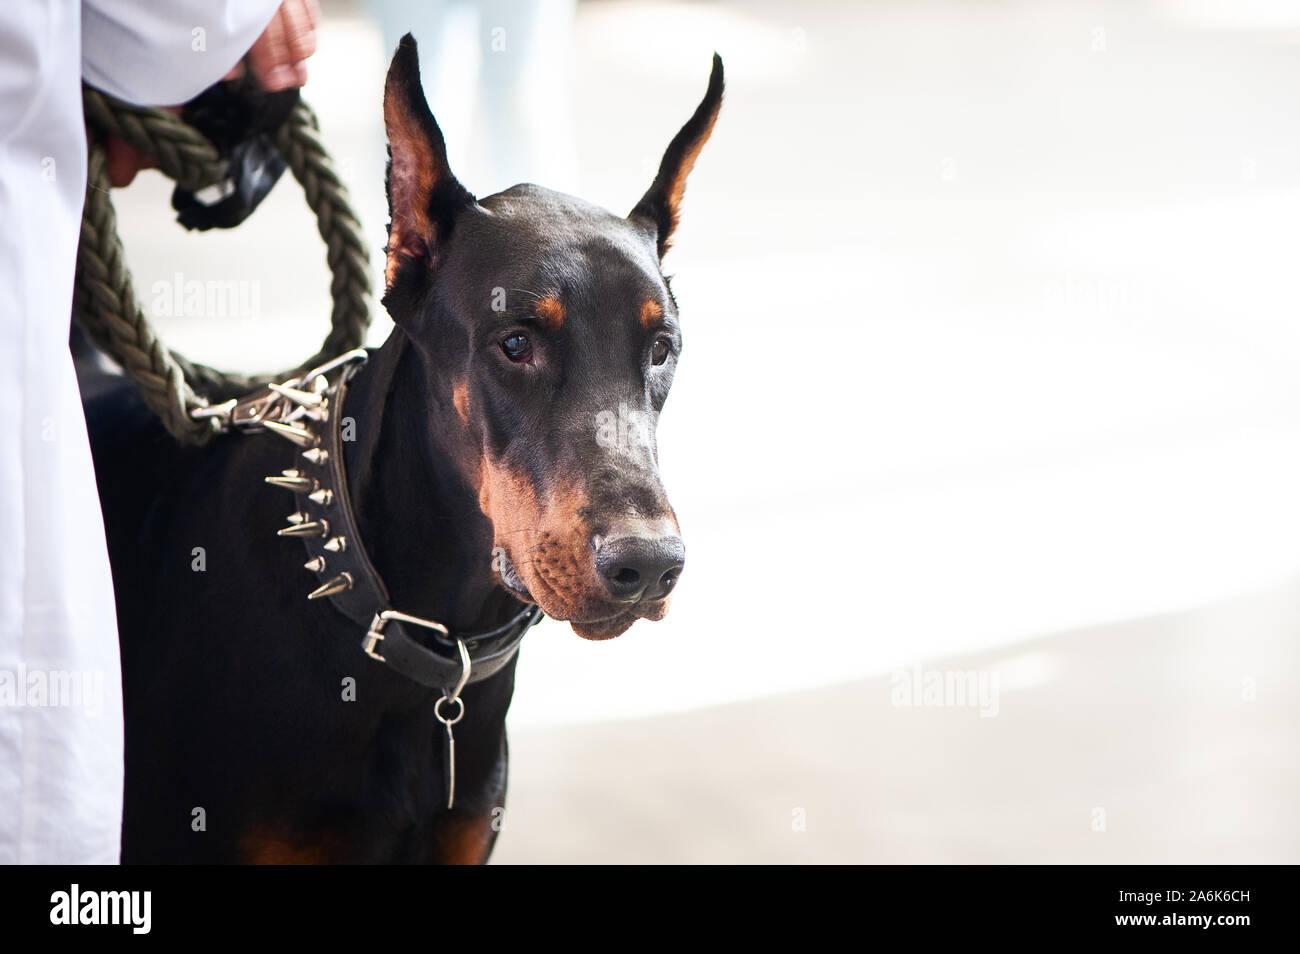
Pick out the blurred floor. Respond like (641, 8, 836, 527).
(100, 0, 1300, 861)
(498, 576, 1300, 863)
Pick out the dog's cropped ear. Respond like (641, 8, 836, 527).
(383, 34, 476, 297)
(629, 54, 724, 258)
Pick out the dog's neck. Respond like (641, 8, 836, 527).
(337, 329, 521, 633)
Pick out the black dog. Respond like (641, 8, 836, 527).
(86, 36, 722, 863)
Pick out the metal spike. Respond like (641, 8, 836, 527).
(307, 572, 353, 600)
(323, 535, 347, 553)
(277, 520, 329, 538)
(311, 375, 329, 394)
(303, 556, 327, 573)
(264, 420, 317, 448)
(268, 382, 325, 408)
(287, 511, 308, 524)
(307, 487, 333, 506)
(282, 469, 302, 478)
(264, 475, 317, 493)
(301, 447, 329, 466)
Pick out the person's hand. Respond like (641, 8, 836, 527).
(107, 0, 320, 187)
(226, 0, 321, 92)
(106, 119, 173, 188)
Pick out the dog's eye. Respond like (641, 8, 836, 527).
(501, 332, 532, 363)
(650, 337, 673, 366)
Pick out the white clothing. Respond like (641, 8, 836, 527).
(0, 0, 278, 863)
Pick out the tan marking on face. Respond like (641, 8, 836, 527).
(639, 299, 664, 329)
(476, 456, 679, 639)
(478, 461, 607, 626)
(534, 296, 565, 330)
(452, 379, 470, 424)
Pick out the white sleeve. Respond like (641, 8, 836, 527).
(81, 0, 282, 106)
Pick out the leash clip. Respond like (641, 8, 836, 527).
(190, 348, 369, 432)
(172, 80, 299, 232)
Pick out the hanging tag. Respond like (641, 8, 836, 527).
(434, 695, 465, 809)
(433, 637, 471, 809)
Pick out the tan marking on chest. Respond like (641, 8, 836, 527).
(432, 811, 497, 865)
(239, 826, 341, 865)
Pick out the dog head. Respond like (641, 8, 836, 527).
(379, 35, 722, 639)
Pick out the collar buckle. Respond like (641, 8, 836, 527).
(365, 609, 453, 666)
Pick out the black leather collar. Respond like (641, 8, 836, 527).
(266, 359, 541, 693)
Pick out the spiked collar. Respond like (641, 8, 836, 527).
(232, 350, 542, 694)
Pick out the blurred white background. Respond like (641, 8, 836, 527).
(113, 0, 1300, 862)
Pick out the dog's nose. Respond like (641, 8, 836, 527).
(595, 535, 685, 603)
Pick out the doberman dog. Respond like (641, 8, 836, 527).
(85, 36, 722, 863)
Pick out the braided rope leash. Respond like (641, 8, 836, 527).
(73, 86, 372, 444)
